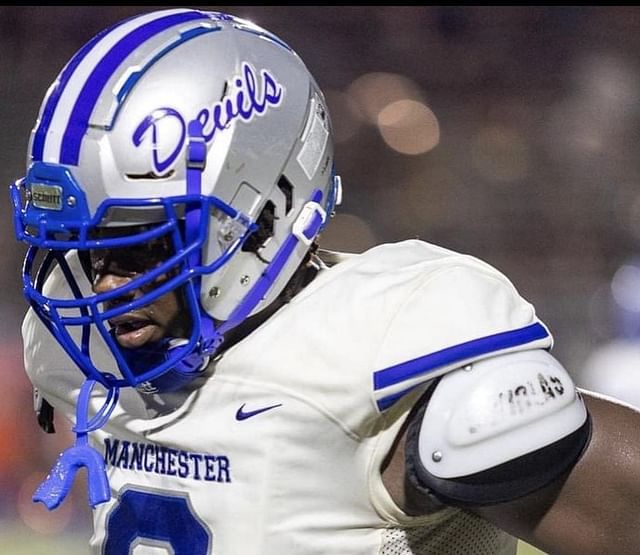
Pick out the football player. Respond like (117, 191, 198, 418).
(11, 8, 640, 555)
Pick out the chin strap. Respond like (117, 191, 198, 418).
(33, 379, 118, 510)
(129, 334, 213, 394)
(184, 119, 224, 360)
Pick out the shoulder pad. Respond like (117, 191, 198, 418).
(418, 349, 587, 477)
(405, 349, 591, 506)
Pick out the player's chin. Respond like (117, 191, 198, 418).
(114, 323, 162, 349)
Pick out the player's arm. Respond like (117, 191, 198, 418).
(470, 391, 640, 555)
(383, 349, 640, 555)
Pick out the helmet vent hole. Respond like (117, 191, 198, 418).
(125, 170, 175, 180)
(277, 175, 293, 215)
(242, 200, 276, 253)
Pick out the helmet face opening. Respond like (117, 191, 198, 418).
(15, 164, 257, 391)
(13, 9, 340, 392)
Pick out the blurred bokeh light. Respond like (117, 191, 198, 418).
(377, 99, 440, 155)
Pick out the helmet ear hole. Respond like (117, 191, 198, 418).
(277, 175, 294, 215)
(242, 200, 276, 253)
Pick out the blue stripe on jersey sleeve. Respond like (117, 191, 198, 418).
(377, 384, 421, 412)
(373, 322, 550, 395)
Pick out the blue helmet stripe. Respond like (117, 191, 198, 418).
(109, 25, 220, 131)
(58, 10, 208, 166)
(30, 16, 133, 162)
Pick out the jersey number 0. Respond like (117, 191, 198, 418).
(104, 489, 210, 554)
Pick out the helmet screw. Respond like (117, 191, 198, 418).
(432, 451, 443, 462)
(240, 275, 250, 286)
(463, 363, 473, 372)
(67, 196, 76, 207)
(208, 287, 220, 298)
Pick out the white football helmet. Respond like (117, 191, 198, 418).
(12, 9, 341, 392)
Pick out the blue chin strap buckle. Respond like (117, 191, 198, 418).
(122, 335, 215, 394)
(33, 379, 118, 510)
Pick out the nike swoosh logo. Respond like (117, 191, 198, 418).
(235, 403, 283, 421)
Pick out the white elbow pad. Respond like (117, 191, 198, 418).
(405, 349, 591, 505)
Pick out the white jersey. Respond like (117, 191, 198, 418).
(22, 239, 552, 555)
